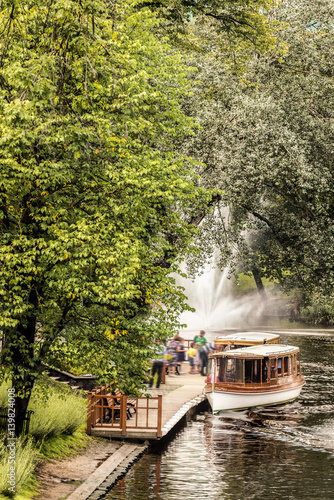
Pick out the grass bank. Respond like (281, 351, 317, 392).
(0, 376, 89, 499)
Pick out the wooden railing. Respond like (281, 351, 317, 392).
(87, 385, 163, 438)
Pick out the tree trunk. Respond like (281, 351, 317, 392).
(294, 298, 301, 319)
(11, 311, 37, 436)
(12, 388, 33, 437)
(251, 267, 267, 302)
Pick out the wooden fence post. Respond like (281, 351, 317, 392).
(121, 395, 127, 437)
(157, 395, 162, 438)
(87, 392, 92, 435)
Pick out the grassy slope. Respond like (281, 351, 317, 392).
(0, 378, 90, 499)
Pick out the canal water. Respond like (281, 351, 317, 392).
(104, 330, 334, 500)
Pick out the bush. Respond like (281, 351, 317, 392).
(0, 377, 87, 442)
(300, 296, 334, 325)
(28, 390, 86, 441)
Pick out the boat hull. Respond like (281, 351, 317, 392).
(206, 384, 305, 414)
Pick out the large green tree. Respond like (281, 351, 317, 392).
(179, 0, 334, 297)
(0, 0, 209, 434)
(0, 0, 281, 434)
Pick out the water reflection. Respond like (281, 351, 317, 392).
(104, 331, 334, 500)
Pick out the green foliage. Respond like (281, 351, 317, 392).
(37, 426, 89, 459)
(0, 376, 88, 498)
(0, 0, 210, 423)
(0, 429, 89, 498)
(179, 0, 334, 299)
(0, 378, 87, 441)
(300, 295, 334, 326)
(139, 0, 277, 61)
(28, 392, 86, 441)
(231, 273, 278, 297)
(0, 380, 11, 408)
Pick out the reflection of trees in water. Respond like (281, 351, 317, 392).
(110, 454, 162, 500)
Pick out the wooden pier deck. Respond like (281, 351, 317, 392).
(89, 372, 207, 440)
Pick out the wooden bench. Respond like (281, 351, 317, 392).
(103, 390, 136, 422)
(114, 388, 137, 417)
(103, 395, 121, 423)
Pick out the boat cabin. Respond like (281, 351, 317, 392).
(214, 332, 280, 352)
(208, 344, 303, 388)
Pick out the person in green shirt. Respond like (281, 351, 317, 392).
(193, 330, 208, 349)
(193, 330, 208, 375)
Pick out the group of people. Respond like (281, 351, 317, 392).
(148, 330, 216, 389)
(189, 330, 216, 375)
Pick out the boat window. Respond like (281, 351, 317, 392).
(262, 358, 269, 383)
(283, 357, 289, 375)
(217, 358, 243, 383)
(277, 357, 283, 376)
(245, 359, 261, 384)
(270, 358, 277, 379)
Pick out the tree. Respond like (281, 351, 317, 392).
(178, 0, 334, 297)
(0, 0, 209, 435)
(139, 0, 275, 53)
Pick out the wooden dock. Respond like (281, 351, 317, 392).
(88, 372, 207, 440)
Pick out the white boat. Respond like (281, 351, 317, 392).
(205, 344, 305, 414)
(214, 331, 280, 350)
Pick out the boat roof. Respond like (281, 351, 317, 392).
(211, 344, 300, 358)
(215, 332, 280, 343)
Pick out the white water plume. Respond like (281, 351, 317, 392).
(176, 263, 265, 334)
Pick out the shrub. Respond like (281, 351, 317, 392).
(300, 295, 334, 325)
(0, 378, 87, 442)
(28, 390, 87, 441)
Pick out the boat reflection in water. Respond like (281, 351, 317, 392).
(205, 343, 305, 413)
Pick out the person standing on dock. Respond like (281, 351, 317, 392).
(148, 342, 166, 389)
(187, 342, 198, 373)
(193, 330, 208, 376)
(177, 338, 187, 374)
(166, 335, 181, 377)
(200, 341, 217, 377)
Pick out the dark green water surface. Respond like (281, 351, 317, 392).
(104, 331, 334, 500)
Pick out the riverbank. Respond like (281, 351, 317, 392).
(35, 438, 122, 500)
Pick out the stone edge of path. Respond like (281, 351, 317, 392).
(161, 394, 207, 436)
(66, 442, 149, 500)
